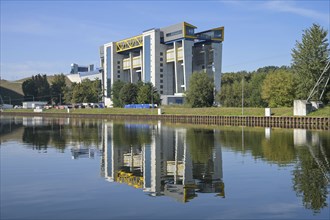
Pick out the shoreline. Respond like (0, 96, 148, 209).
(1, 111, 329, 130)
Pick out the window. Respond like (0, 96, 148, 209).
(117, 75, 120, 78)
(166, 30, 182, 37)
(160, 52, 163, 56)
(160, 85, 163, 89)
(117, 66, 120, 69)
(214, 30, 222, 39)
(185, 26, 194, 36)
(117, 70, 120, 73)
(160, 91, 163, 94)
(160, 57, 163, 61)
(160, 74, 163, 78)
(160, 68, 163, 72)
(160, 79, 163, 83)
(160, 63, 163, 67)
(117, 61, 120, 64)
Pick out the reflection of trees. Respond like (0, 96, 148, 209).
(50, 124, 67, 152)
(293, 141, 330, 213)
(187, 128, 214, 164)
(216, 127, 330, 212)
(216, 128, 296, 165)
(69, 121, 101, 147)
(22, 126, 50, 150)
(113, 123, 151, 147)
(261, 131, 295, 165)
(216, 128, 264, 157)
(20, 119, 102, 150)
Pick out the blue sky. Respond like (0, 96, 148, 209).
(1, 0, 329, 80)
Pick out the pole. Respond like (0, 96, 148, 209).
(242, 75, 244, 116)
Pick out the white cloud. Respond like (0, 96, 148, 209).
(262, 1, 329, 23)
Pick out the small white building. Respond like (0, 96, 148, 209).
(22, 101, 48, 109)
(0, 104, 13, 109)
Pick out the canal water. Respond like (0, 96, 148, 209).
(1, 116, 329, 220)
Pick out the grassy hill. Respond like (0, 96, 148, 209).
(0, 75, 72, 105)
(0, 80, 24, 105)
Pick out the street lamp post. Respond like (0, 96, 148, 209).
(242, 75, 244, 116)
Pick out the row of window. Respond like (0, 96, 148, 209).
(159, 52, 164, 95)
(117, 60, 121, 78)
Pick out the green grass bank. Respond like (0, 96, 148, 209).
(3, 106, 330, 117)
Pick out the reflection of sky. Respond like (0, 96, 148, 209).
(220, 149, 303, 219)
(1, 126, 329, 219)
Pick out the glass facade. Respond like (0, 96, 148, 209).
(143, 36, 151, 82)
(106, 46, 112, 97)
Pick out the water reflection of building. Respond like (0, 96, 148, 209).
(71, 148, 95, 159)
(102, 121, 225, 203)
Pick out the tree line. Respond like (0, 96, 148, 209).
(111, 81, 161, 107)
(22, 74, 103, 105)
(21, 24, 329, 108)
(216, 66, 297, 107)
(21, 74, 161, 107)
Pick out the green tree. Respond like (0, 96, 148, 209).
(246, 72, 268, 107)
(51, 74, 67, 105)
(137, 82, 161, 105)
(71, 82, 84, 103)
(262, 69, 296, 107)
(63, 85, 73, 104)
(82, 79, 101, 103)
(65, 79, 102, 104)
(111, 80, 126, 107)
(22, 78, 36, 100)
(119, 83, 138, 105)
(186, 72, 214, 107)
(292, 24, 330, 102)
(22, 74, 50, 101)
(216, 81, 242, 107)
(216, 72, 250, 107)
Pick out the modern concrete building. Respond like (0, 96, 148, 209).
(100, 22, 224, 106)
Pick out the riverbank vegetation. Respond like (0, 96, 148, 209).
(4, 105, 330, 117)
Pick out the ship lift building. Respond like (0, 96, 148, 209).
(100, 22, 224, 106)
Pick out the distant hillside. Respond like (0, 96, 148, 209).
(0, 75, 72, 105)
